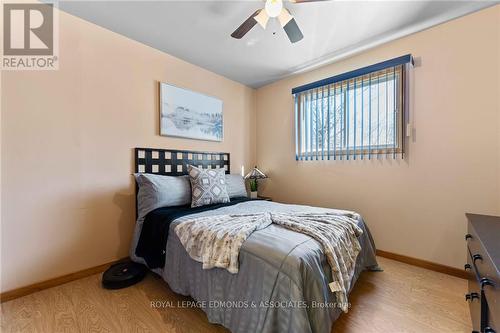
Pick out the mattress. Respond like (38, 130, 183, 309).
(131, 199, 379, 333)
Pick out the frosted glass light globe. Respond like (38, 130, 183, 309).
(265, 0, 283, 18)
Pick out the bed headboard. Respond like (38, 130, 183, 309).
(134, 148, 230, 176)
(134, 148, 230, 218)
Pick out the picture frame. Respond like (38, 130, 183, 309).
(160, 82, 223, 142)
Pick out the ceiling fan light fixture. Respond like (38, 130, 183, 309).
(254, 9, 269, 29)
(278, 8, 293, 27)
(231, 0, 309, 43)
(265, 0, 283, 18)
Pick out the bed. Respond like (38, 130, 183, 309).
(130, 148, 379, 333)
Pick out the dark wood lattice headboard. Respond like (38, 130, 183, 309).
(134, 148, 230, 176)
(134, 148, 230, 218)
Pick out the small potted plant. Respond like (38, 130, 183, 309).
(249, 179, 258, 198)
(244, 166, 268, 199)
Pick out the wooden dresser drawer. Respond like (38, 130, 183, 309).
(467, 220, 495, 281)
(486, 307, 497, 333)
(466, 213, 500, 333)
(468, 278, 483, 332)
(485, 278, 499, 331)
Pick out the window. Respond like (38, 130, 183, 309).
(293, 55, 412, 160)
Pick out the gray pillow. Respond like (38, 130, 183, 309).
(188, 165, 230, 208)
(225, 174, 248, 198)
(134, 173, 191, 219)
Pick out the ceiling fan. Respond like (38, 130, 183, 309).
(231, 0, 327, 44)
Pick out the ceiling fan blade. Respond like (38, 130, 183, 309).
(254, 8, 270, 29)
(283, 18, 303, 43)
(278, 8, 293, 27)
(281, 10, 303, 43)
(231, 9, 261, 39)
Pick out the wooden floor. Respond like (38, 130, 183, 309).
(1, 257, 471, 333)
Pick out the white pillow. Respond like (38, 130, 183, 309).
(225, 174, 248, 198)
(134, 173, 191, 219)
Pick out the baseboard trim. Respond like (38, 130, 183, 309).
(376, 250, 469, 279)
(0, 257, 128, 303)
(1, 251, 469, 303)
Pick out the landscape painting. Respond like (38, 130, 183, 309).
(160, 83, 223, 142)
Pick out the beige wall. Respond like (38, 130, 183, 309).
(256, 6, 500, 269)
(1, 10, 256, 292)
(1, 4, 499, 294)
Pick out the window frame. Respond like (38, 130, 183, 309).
(294, 56, 411, 161)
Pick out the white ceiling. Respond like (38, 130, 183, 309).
(55, 1, 496, 88)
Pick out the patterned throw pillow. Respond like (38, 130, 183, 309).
(188, 165, 230, 208)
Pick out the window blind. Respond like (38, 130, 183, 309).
(293, 55, 412, 161)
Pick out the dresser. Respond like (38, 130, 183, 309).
(465, 213, 500, 333)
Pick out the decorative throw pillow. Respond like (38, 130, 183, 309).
(188, 165, 230, 207)
(134, 173, 191, 219)
(225, 174, 248, 198)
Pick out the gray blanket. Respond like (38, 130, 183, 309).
(132, 200, 378, 333)
(175, 212, 363, 313)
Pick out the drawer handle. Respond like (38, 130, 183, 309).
(465, 234, 473, 240)
(484, 328, 496, 333)
(472, 254, 482, 263)
(464, 264, 471, 271)
(480, 278, 494, 288)
(465, 292, 479, 301)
